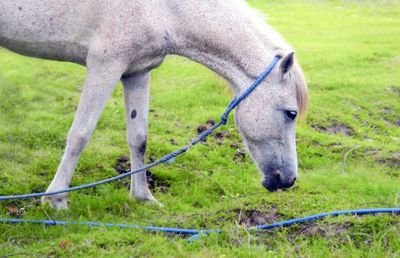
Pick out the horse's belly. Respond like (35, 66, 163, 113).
(0, 36, 88, 65)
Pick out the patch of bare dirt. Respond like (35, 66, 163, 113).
(169, 139, 178, 145)
(197, 118, 245, 157)
(389, 86, 400, 96)
(6, 203, 24, 217)
(312, 123, 353, 136)
(114, 156, 169, 193)
(206, 119, 215, 126)
(230, 142, 239, 149)
(114, 156, 130, 173)
(364, 148, 381, 156)
(196, 119, 232, 144)
(196, 125, 208, 134)
(234, 149, 246, 162)
(237, 207, 280, 227)
(384, 117, 400, 128)
(382, 107, 393, 114)
(328, 123, 353, 136)
(296, 222, 354, 237)
(377, 152, 400, 170)
(196, 119, 215, 134)
(215, 131, 231, 139)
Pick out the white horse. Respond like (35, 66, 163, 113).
(0, 0, 308, 209)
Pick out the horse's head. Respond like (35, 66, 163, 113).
(235, 53, 308, 191)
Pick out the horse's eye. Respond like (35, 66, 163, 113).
(285, 110, 297, 120)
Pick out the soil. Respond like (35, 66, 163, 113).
(196, 125, 208, 134)
(237, 207, 280, 227)
(389, 86, 400, 95)
(215, 131, 231, 139)
(312, 123, 353, 136)
(377, 152, 400, 169)
(196, 119, 231, 143)
(296, 222, 354, 237)
(234, 149, 246, 162)
(230, 142, 239, 149)
(6, 203, 24, 217)
(114, 156, 169, 192)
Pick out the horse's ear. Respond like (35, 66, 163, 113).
(280, 52, 295, 74)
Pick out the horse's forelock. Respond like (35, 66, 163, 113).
(292, 64, 308, 117)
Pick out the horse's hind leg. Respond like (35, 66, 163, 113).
(42, 57, 126, 210)
(122, 72, 160, 205)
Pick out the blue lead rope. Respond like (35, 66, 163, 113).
(1, 208, 399, 243)
(0, 55, 399, 242)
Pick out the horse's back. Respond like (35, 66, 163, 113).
(0, 0, 168, 68)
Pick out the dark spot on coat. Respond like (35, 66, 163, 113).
(131, 109, 137, 119)
(18, 6, 22, 11)
(138, 139, 147, 155)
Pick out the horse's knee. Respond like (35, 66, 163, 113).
(127, 134, 147, 157)
(136, 136, 147, 156)
(67, 130, 91, 156)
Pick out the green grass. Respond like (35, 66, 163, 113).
(1, 0, 399, 257)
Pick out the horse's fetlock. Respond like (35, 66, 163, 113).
(41, 194, 68, 210)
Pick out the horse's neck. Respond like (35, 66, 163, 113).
(167, 1, 288, 93)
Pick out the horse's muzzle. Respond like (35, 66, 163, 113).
(261, 170, 297, 192)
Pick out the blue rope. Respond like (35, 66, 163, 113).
(187, 208, 400, 242)
(0, 56, 281, 201)
(0, 218, 220, 235)
(0, 208, 398, 243)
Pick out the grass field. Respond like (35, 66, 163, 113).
(1, 0, 399, 257)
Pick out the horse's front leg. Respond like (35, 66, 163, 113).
(122, 72, 160, 205)
(42, 57, 126, 210)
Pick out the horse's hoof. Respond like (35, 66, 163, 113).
(41, 195, 68, 210)
(145, 198, 164, 208)
(131, 193, 163, 207)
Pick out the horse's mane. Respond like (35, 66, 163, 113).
(233, 0, 309, 116)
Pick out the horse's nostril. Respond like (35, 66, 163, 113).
(273, 171, 296, 188)
(274, 170, 284, 184)
(288, 176, 297, 187)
